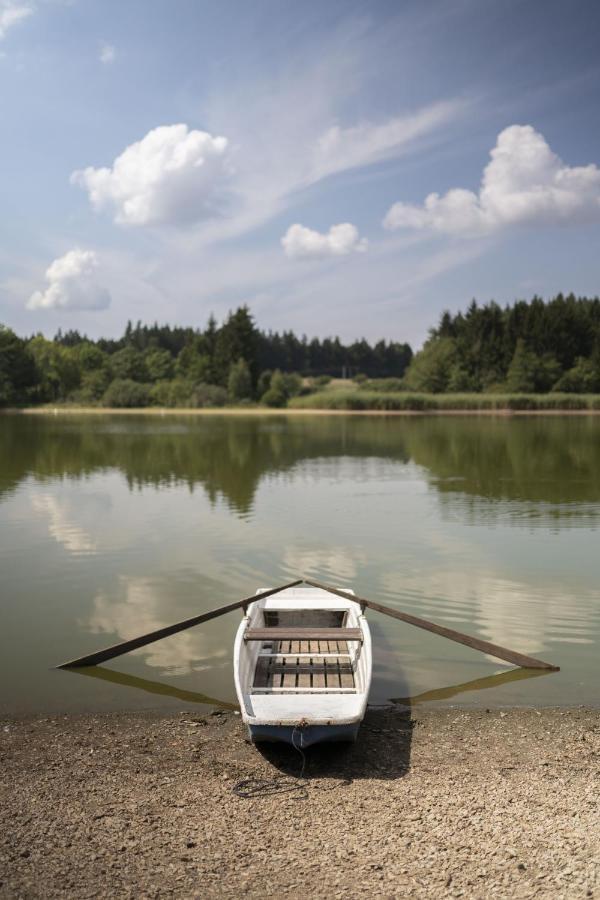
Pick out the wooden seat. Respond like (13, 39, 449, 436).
(253, 655, 356, 691)
(244, 627, 362, 642)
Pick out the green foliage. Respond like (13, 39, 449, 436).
(0, 325, 37, 405)
(149, 378, 227, 408)
(110, 347, 148, 382)
(261, 387, 287, 407)
(214, 306, 259, 385)
(74, 342, 107, 371)
(289, 391, 600, 412)
(227, 358, 253, 401)
(102, 379, 151, 408)
(175, 337, 213, 383)
(271, 369, 302, 399)
(504, 340, 561, 392)
(77, 368, 112, 402)
(28, 336, 81, 401)
(144, 348, 174, 382)
(403, 337, 460, 392)
(552, 357, 600, 393)
(257, 370, 272, 398)
(313, 374, 332, 387)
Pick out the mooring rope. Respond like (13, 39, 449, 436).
(232, 724, 309, 799)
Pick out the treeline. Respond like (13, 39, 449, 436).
(404, 294, 600, 393)
(0, 307, 412, 408)
(2, 295, 600, 409)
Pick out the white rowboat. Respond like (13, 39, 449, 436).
(234, 585, 372, 746)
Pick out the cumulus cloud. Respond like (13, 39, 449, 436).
(27, 248, 111, 311)
(99, 42, 116, 64)
(0, 1, 32, 39)
(282, 222, 367, 260)
(71, 124, 230, 226)
(384, 125, 600, 236)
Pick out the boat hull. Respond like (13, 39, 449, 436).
(248, 722, 360, 747)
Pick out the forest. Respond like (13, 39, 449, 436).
(0, 306, 412, 407)
(0, 294, 599, 408)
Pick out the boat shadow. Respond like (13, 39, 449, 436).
(255, 666, 555, 784)
(255, 704, 413, 783)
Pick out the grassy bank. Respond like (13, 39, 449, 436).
(289, 390, 600, 412)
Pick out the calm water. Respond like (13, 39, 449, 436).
(1, 412, 599, 715)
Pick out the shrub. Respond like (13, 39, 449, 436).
(257, 370, 272, 397)
(261, 387, 287, 407)
(103, 379, 151, 408)
(228, 358, 253, 401)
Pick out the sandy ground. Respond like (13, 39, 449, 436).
(4, 406, 600, 417)
(0, 707, 598, 899)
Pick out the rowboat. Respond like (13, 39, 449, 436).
(58, 578, 559, 749)
(233, 584, 372, 746)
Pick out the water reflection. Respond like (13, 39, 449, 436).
(63, 663, 554, 712)
(1, 413, 599, 526)
(1, 412, 599, 714)
(389, 666, 554, 706)
(89, 576, 229, 676)
(69, 665, 238, 710)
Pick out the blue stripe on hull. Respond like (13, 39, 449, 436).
(248, 722, 360, 747)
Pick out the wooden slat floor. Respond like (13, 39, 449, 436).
(253, 639, 355, 690)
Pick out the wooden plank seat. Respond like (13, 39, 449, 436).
(244, 627, 363, 642)
(253, 654, 356, 691)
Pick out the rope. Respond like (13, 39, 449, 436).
(232, 723, 309, 799)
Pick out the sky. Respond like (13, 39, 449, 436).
(1, 0, 600, 348)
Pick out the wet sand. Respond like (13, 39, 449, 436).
(1, 707, 598, 898)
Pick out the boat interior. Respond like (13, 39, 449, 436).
(247, 609, 361, 694)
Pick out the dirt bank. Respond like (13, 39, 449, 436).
(0, 707, 598, 899)
(4, 406, 600, 417)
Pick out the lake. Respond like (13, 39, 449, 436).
(1, 412, 599, 715)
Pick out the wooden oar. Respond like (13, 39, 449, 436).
(303, 578, 560, 671)
(57, 580, 303, 668)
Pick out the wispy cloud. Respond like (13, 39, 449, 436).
(99, 41, 116, 65)
(0, 1, 33, 40)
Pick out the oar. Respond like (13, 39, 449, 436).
(57, 580, 303, 668)
(303, 578, 560, 671)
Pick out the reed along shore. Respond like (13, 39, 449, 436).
(1, 707, 597, 899)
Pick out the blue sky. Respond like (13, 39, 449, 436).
(1, 0, 600, 347)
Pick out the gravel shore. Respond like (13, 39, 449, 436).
(0, 707, 598, 899)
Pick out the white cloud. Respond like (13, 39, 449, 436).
(0, 1, 32, 39)
(282, 222, 367, 260)
(99, 42, 116, 64)
(32, 493, 97, 555)
(27, 248, 111, 311)
(71, 124, 230, 226)
(312, 100, 464, 183)
(89, 577, 227, 676)
(383, 125, 600, 236)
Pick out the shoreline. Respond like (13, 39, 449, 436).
(1, 707, 598, 898)
(4, 405, 600, 417)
